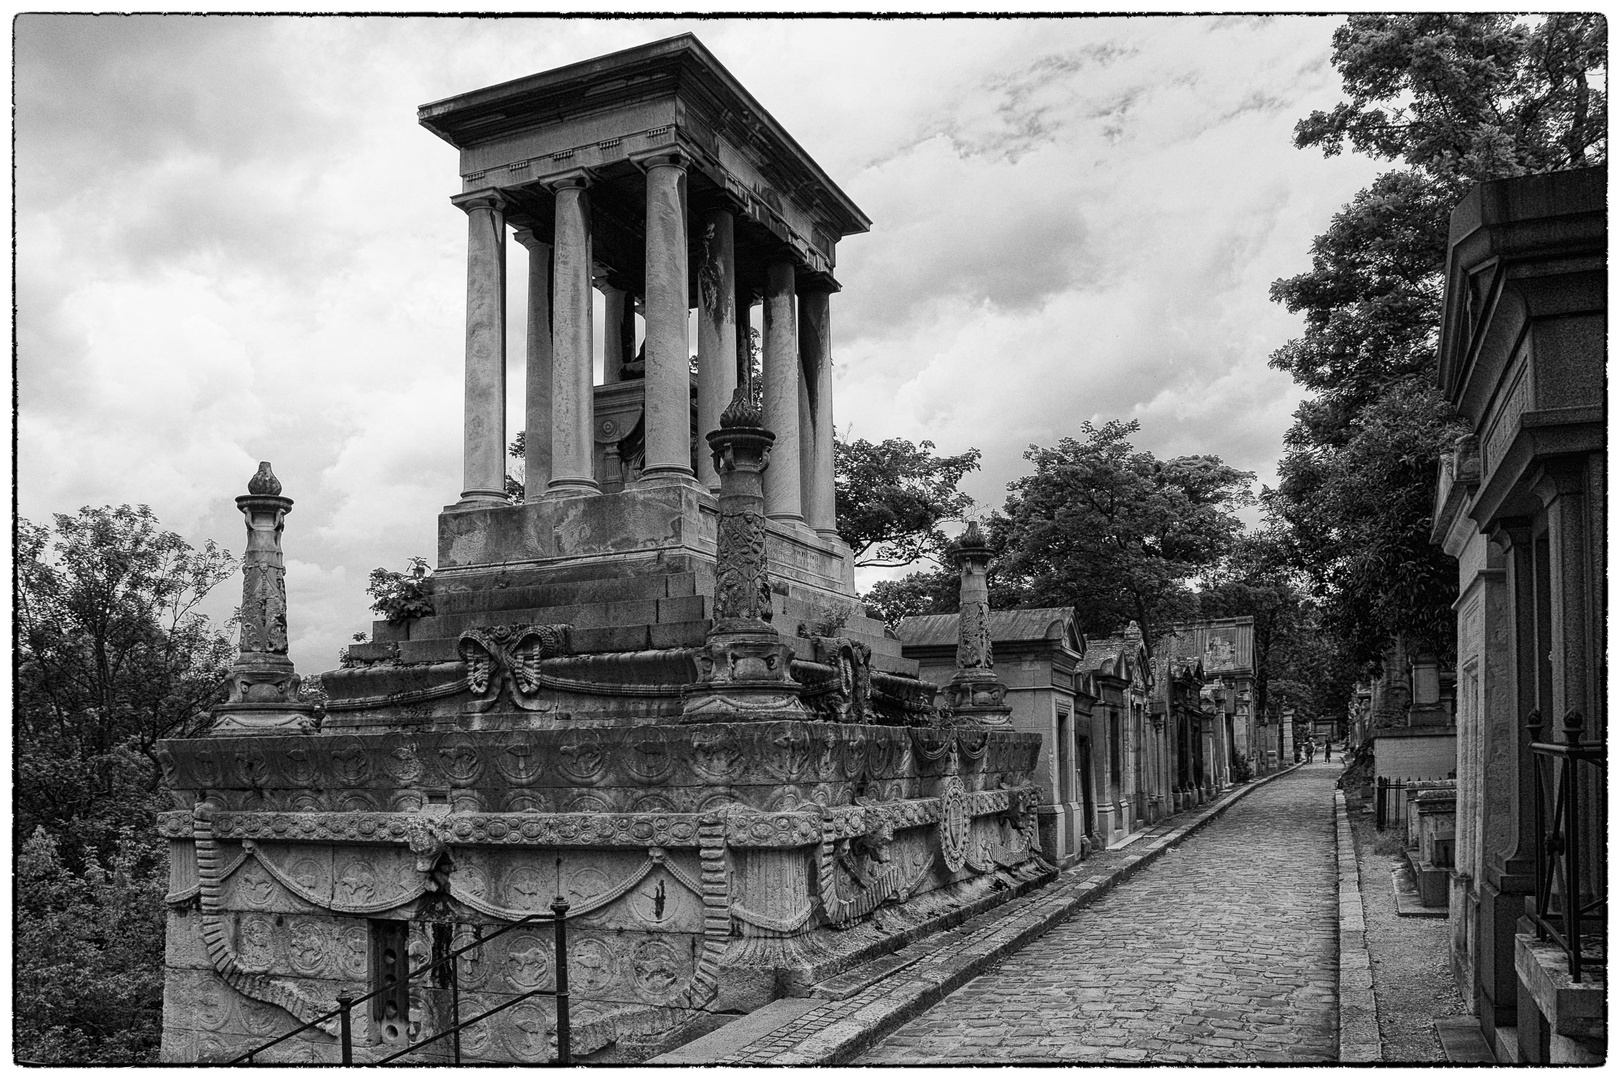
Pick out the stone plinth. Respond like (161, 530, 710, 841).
(156, 723, 1044, 1063)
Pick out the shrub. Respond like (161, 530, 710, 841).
(15, 826, 168, 1063)
(1231, 753, 1254, 784)
(367, 556, 435, 623)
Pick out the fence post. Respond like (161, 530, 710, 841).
(1562, 709, 1584, 980)
(337, 992, 354, 1066)
(451, 940, 463, 1065)
(553, 896, 571, 1065)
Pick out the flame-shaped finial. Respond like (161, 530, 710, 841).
(248, 461, 282, 496)
(719, 383, 764, 430)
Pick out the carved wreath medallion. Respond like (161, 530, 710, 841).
(938, 774, 970, 873)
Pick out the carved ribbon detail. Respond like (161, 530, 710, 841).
(456, 623, 573, 711)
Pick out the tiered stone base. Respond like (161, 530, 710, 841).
(157, 722, 1045, 1063)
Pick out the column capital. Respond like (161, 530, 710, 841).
(1529, 459, 1586, 507)
(630, 147, 690, 173)
(547, 170, 593, 193)
(451, 187, 509, 214)
(511, 225, 550, 252)
(1486, 515, 1534, 551)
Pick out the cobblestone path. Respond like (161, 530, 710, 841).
(855, 764, 1342, 1064)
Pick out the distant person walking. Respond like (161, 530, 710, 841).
(1305, 739, 1316, 764)
(1324, 740, 1332, 763)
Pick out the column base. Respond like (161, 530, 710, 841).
(767, 512, 807, 526)
(450, 490, 509, 511)
(545, 478, 601, 497)
(636, 466, 699, 487)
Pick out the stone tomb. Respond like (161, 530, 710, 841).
(158, 36, 1048, 1064)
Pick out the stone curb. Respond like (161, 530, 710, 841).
(655, 761, 1307, 1065)
(1335, 790, 1382, 1062)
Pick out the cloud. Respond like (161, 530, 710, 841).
(15, 15, 1388, 674)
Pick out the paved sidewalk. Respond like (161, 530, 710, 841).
(651, 763, 1311, 1066)
(854, 762, 1341, 1064)
(1346, 791, 1466, 1061)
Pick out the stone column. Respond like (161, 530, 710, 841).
(451, 190, 508, 508)
(641, 154, 694, 483)
(547, 177, 599, 495)
(683, 388, 806, 722)
(513, 228, 552, 501)
(736, 277, 754, 388)
(762, 261, 803, 522)
(601, 284, 628, 385)
(798, 352, 815, 520)
(212, 463, 315, 735)
(799, 290, 838, 539)
(696, 206, 738, 490)
(945, 521, 1012, 727)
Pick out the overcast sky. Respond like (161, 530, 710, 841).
(15, 14, 1387, 677)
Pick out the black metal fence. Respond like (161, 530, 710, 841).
(1529, 708, 1606, 982)
(230, 896, 571, 1066)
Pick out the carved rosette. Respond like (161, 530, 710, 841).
(457, 623, 574, 711)
(684, 394, 806, 722)
(212, 462, 316, 736)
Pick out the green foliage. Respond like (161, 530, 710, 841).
(1295, 14, 1606, 179)
(1268, 14, 1605, 668)
(993, 420, 1253, 647)
(15, 827, 169, 1063)
(863, 566, 961, 627)
(16, 505, 235, 859)
(834, 437, 981, 567)
(1231, 753, 1254, 784)
(14, 505, 236, 1063)
(367, 556, 435, 623)
(506, 430, 526, 503)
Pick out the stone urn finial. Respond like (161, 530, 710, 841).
(682, 404, 806, 722)
(248, 461, 282, 496)
(212, 463, 315, 736)
(944, 520, 1011, 728)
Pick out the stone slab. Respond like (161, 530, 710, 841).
(1391, 867, 1448, 918)
(812, 947, 925, 1000)
(649, 996, 823, 1064)
(1434, 1016, 1496, 1063)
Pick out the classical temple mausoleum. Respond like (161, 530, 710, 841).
(157, 35, 1049, 1064)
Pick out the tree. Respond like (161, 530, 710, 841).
(1268, 14, 1606, 667)
(860, 561, 1028, 628)
(993, 419, 1253, 648)
(16, 505, 236, 858)
(15, 826, 168, 1063)
(14, 505, 236, 1063)
(834, 437, 981, 567)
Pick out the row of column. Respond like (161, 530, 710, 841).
(453, 158, 838, 540)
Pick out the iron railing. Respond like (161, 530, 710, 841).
(1529, 708, 1606, 982)
(230, 896, 571, 1066)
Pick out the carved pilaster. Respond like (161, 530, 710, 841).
(943, 521, 1011, 727)
(213, 462, 316, 735)
(683, 388, 806, 721)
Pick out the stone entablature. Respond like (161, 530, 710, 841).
(418, 35, 867, 285)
